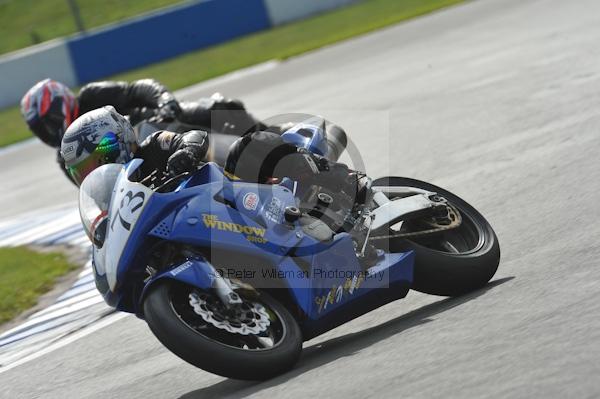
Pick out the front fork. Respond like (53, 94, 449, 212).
(212, 270, 243, 307)
(143, 252, 245, 310)
(179, 250, 243, 307)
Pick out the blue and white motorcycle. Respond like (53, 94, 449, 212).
(79, 119, 500, 380)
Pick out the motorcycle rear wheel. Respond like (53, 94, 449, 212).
(372, 177, 500, 297)
(143, 281, 302, 380)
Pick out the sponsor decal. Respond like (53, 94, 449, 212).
(62, 128, 99, 158)
(170, 261, 193, 276)
(314, 274, 365, 313)
(265, 197, 283, 223)
(243, 192, 259, 211)
(202, 214, 267, 243)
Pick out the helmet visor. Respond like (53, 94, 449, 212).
(67, 132, 121, 186)
(28, 98, 70, 147)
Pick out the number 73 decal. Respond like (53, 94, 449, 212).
(111, 190, 145, 231)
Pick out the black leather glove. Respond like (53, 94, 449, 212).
(167, 148, 198, 176)
(157, 93, 182, 122)
(166, 130, 209, 176)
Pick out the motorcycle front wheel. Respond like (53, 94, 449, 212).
(143, 281, 302, 380)
(372, 177, 500, 297)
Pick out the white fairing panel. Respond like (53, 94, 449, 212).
(93, 159, 154, 291)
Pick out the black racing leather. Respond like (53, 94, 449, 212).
(78, 79, 258, 134)
(78, 79, 170, 116)
(225, 131, 298, 183)
(177, 102, 212, 128)
(178, 99, 261, 136)
(225, 131, 349, 186)
(57, 79, 254, 181)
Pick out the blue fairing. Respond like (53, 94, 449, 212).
(107, 162, 415, 338)
(140, 257, 217, 302)
(279, 233, 414, 319)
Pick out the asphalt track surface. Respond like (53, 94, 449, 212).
(2, 0, 600, 397)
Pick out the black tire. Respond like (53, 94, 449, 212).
(143, 281, 302, 380)
(372, 177, 500, 297)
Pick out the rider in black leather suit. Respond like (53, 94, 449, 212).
(77, 79, 256, 131)
(21, 78, 260, 184)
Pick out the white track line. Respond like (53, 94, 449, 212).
(0, 138, 37, 156)
(0, 312, 128, 374)
(29, 289, 100, 319)
(0, 211, 80, 247)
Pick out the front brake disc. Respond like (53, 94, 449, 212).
(189, 292, 270, 335)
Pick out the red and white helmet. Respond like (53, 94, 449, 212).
(21, 79, 79, 147)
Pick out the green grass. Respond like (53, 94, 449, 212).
(110, 0, 464, 88)
(0, 247, 78, 325)
(0, 0, 464, 148)
(0, 0, 184, 55)
(0, 106, 30, 147)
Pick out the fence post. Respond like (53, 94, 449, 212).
(66, 0, 86, 33)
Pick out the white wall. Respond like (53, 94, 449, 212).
(263, 0, 360, 26)
(0, 40, 77, 109)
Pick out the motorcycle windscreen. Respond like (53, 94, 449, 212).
(79, 163, 122, 246)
